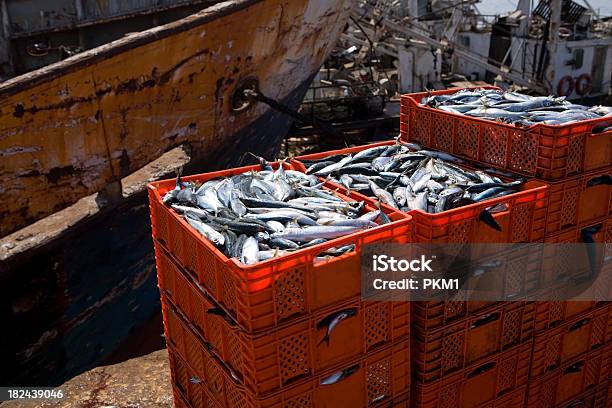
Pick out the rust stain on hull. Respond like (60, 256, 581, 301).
(0, 0, 351, 237)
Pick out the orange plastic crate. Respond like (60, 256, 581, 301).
(412, 302, 535, 383)
(412, 341, 532, 408)
(542, 218, 612, 285)
(565, 381, 611, 408)
(400, 87, 612, 181)
(533, 301, 603, 331)
(526, 344, 612, 408)
(157, 246, 410, 396)
(148, 162, 412, 332)
(545, 169, 612, 237)
(292, 140, 550, 244)
(171, 369, 410, 408)
(164, 305, 411, 407)
(530, 303, 612, 379)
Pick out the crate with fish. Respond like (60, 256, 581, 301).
(526, 343, 612, 408)
(545, 169, 612, 237)
(163, 302, 411, 408)
(410, 239, 550, 333)
(157, 246, 410, 396)
(412, 341, 532, 408)
(148, 161, 412, 332)
(400, 87, 612, 181)
(541, 218, 612, 286)
(411, 301, 535, 384)
(291, 140, 549, 245)
(530, 303, 612, 379)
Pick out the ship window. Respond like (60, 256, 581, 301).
(573, 49, 583, 69)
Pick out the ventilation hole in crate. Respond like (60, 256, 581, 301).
(220, 271, 237, 315)
(279, 333, 309, 383)
(433, 115, 453, 152)
(205, 354, 225, 397)
(172, 354, 188, 393)
(192, 298, 206, 338)
(585, 355, 601, 387)
(456, 120, 479, 159)
(441, 332, 465, 373)
(501, 308, 522, 348)
(366, 303, 390, 351)
(443, 301, 467, 323)
(198, 251, 218, 295)
(591, 315, 605, 347)
(169, 226, 185, 263)
(511, 203, 531, 242)
(548, 301, 563, 325)
(225, 330, 244, 376)
(604, 225, 612, 261)
(448, 220, 471, 244)
(187, 381, 203, 408)
(285, 394, 313, 408)
(157, 254, 171, 293)
(156, 206, 169, 243)
(411, 110, 431, 145)
(482, 126, 508, 167)
(544, 335, 562, 371)
(367, 360, 391, 405)
(204, 390, 221, 408)
(274, 268, 306, 321)
(440, 382, 461, 408)
(186, 339, 205, 380)
(560, 188, 579, 228)
(541, 380, 557, 408)
(505, 255, 526, 298)
(183, 237, 198, 274)
(206, 312, 223, 352)
(166, 311, 182, 349)
(175, 273, 189, 309)
(225, 385, 245, 408)
(509, 131, 538, 174)
(497, 355, 517, 393)
(567, 135, 584, 175)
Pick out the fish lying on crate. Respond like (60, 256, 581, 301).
(421, 88, 612, 127)
(161, 162, 386, 265)
(300, 142, 523, 229)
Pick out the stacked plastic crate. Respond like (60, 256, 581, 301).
(147, 163, 414, 408)
(400, 87, 612, 407)
(291, 140, 551, 407)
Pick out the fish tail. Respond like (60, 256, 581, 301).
(479, 210, 502, 232)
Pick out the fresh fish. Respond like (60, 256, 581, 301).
(424, 88, 611, 126)
(272, 226, 363, 241)
(369, 180, 398, 208)
(240, 237, 259, 265)
(185, 216, 225, 246)
(320, 364, 360, 385)
(317, 308, 358, 346)
(315, 155, 354, 176)
(479, 210, 502, 232)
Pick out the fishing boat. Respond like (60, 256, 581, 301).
(0, 0, 350, 386)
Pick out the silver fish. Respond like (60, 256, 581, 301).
(317, 308, 358, 346)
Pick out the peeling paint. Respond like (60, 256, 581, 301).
(0, 0, 351, 237)
(0, 146, 42, 157)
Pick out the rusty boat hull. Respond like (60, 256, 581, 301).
(0, 0, 351, 385)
